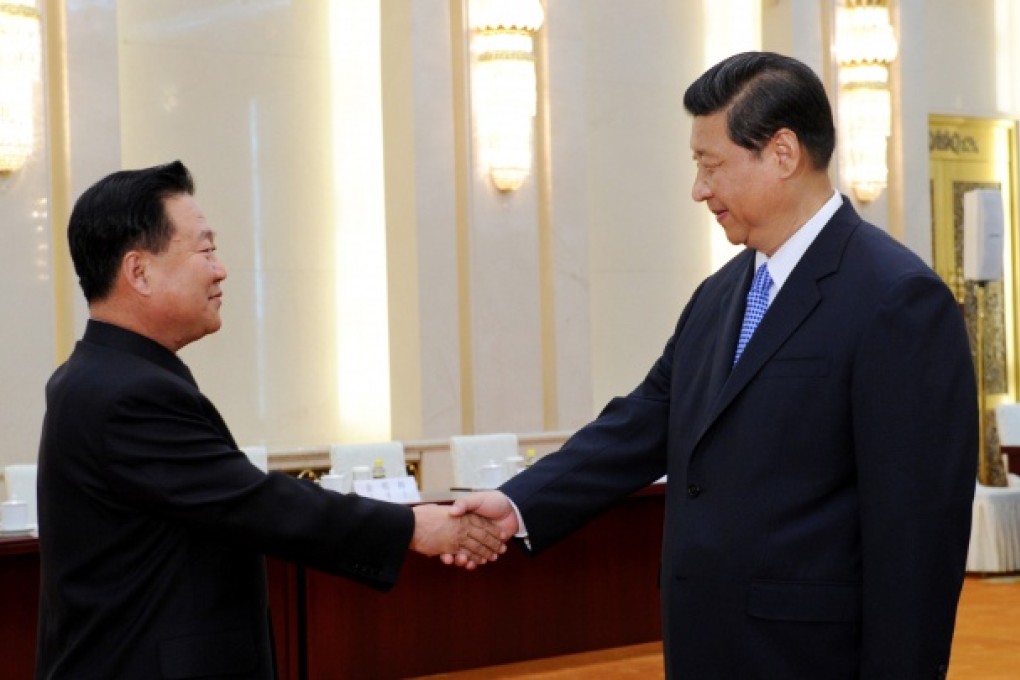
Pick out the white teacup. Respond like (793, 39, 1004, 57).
(320, 473, 350, 494)
(1, 499, 29, 532)
(504, 455, 525, 479)
(478, 461, 505, 489)
(4, 464, 37, 526)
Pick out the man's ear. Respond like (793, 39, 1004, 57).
(770, 128, 801, 178)
(122, 250, 152, 296)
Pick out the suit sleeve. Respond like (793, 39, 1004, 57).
(99, 374, 414, 589)
(501, 283, 713, 552)
(851, 272, 977, 675)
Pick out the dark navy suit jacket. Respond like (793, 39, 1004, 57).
(36, 320, 414, 679)
(503, 199, 977, 679)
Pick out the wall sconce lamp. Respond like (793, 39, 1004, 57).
(0, 0, 41, 174)
(468, 0, 544, 192)
(835, 0, 898, 203)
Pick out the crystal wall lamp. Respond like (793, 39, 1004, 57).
(0, 0, 41, 174)
(835, 0, 898, 203)
(469, 0, 545, 192)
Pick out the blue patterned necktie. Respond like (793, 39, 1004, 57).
(733, 262, 773, 365)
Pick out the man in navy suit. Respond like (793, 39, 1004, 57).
(36, 161, 505, 679)
(452, 52, 977, 678)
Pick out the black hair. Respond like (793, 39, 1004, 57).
(68, 160, 195, 302)
(683, 51, 836, 170)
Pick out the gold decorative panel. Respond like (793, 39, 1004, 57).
(929, 115, 1019, 486)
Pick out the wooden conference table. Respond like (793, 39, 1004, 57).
(0, 485, 665, 679)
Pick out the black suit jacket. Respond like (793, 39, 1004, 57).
(36, 320, 415, 679)
(502, 199, 977, 679)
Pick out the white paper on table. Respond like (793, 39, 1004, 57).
(353, 477, 421, 503)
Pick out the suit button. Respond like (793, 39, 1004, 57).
(687, 484, 701, 498)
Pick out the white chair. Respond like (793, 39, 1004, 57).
(4, 464, 38, 526)
(966, 404, 1020, 572)
(329, 442, 408, 480)
(996, 403, 1020, 475)
(968, 474, 1020, 572)
(240, 445, 269, 473)
(996, 403, 1020, 447)
(450, 433, 519, 490)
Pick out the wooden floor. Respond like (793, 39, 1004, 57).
(951, 574, 1020, 679)
(419, 574, 1020, 679)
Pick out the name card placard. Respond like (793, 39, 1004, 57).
(353, 477, 422, 503)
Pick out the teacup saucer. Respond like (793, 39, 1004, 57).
(0, 524, 36, 537)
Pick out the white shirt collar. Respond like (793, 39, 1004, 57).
(755, 190, 842, 302)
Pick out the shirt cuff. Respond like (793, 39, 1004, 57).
(506, 495, 532, 550)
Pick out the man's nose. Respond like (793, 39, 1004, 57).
(692, 177, 711, 202)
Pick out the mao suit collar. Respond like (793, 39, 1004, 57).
(82, 319, 199, 388)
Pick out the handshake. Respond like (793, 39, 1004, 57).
(409, 491, 519, 569)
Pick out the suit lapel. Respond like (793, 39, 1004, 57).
(699, 200, 860, 438)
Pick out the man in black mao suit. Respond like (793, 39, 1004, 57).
(452, 52, 977, 678)
(36, 161, 504, 679)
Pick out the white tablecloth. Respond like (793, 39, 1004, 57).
(966, 474, 1020, 572)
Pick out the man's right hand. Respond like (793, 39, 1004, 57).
(441, 491, 521, 567)
(410, 504, 506, 569)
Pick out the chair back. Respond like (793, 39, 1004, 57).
(240, 445, 269, 473)
(450, 433, 519, 489)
